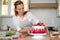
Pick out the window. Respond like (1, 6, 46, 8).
(1, 0, 29, 16)
(2, 0, 8, 16)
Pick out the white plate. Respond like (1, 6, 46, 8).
(30, 33, 47, 36)
(30, 33, 47, 38)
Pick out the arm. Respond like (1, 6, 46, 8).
(12, 16, 21, 31)
(18, 29, 27, 33)
(13, 16, 27, 32)
(27, 12, 40, 25)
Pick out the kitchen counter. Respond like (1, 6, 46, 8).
(19, 37, 60, 40)
(0, 30, 60, 40)
(19, 36, 50, 40)
(50, 37, 60, 40)
(18, 33, 60, 40)
(0, 35, 60, 40)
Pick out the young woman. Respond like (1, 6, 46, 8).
(13, 1, 45, 33)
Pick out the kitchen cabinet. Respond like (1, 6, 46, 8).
(30, 3, 58, 8)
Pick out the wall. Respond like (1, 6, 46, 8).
(29, 0, 60, 27)
(0, 0, 60, 28)
(30, 9, 57, 27)
(2, 18, 14, 28)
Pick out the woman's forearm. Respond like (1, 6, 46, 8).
(18, 29, 26, 33)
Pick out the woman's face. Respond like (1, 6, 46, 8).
(16, 4, 24, 15)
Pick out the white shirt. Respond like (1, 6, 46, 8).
(12, 12, 39, 31)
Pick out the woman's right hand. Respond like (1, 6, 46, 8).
(26, 27, 32, 35)
(18, 27, 31, 35)
(18, 27, 30, 32)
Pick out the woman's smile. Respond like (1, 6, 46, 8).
(16, 4, 24, 15)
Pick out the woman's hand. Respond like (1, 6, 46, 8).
(18, 27, 31, 34)
(34, 22, 45, 26)
(45, 27, 48, 34)
(23, 27, 31, 35)
(18, 29, 27, 33)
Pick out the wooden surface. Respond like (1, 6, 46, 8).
(0, 35, 59, 40)
(19, 31, 60, 40)
(19, 36, 50, 40)
(19, 36, 60, 40)
(30, 3, 58, 8)
(50, 37, 60, 40)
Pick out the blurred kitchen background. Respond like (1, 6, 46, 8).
(0, 0, 60, 30)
